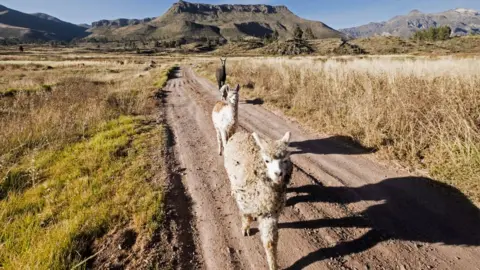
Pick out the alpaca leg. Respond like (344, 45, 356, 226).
(259, 216, 279, 270)
(216, 129, 222, 156)
(220, 131, 228, 155)
(220, 83, 226, 100)
(241, 214, 253, 237)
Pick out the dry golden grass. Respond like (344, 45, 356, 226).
(199, 56, 480, 203)
(0, 58, 169, 162)
(352, 36, 480, 55)
(0, 52, 176, 269)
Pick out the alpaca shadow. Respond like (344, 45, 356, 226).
(244, 98, 264, 105)
(155, 90, 171, 104)
(284, 177, 480, 269)
(169, 66, 182, 79)
(290, 136, 377, 156)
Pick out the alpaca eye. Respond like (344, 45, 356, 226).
(265, 159, 270, 164)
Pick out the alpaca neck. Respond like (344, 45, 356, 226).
(228, 100, 238, 119)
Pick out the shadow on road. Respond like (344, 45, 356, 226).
(244, 98, 264, 105)
(169, 66, 181, 79)
(290, 136, 377, 155)
(284, 177, 480, 269)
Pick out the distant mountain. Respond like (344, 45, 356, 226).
(88, 0, 342, 41)
(0, 4, 87, 41)
(341, 8, 480, 38)
(30, 13, 63, 23)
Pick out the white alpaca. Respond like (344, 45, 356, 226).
(212, 84, 240, 156)
(223, 131, 293, 270)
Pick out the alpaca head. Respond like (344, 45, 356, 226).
(220, 57, 227, 67)
(221, 84, 240, 104)
(252, 132, 292, 185)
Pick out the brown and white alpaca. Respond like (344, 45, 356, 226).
(212, 84, 240, 155)
(223, 131, 293, 270)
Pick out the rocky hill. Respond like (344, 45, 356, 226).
(91, 18, 154, 28)
(88, 0, 342, 41)
(0, 4, 88, 41)
(341, 8, 480, 38)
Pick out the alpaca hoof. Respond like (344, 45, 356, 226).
(269, 265, 278, 270)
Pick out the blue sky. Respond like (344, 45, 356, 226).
(2, 0, 480, 29)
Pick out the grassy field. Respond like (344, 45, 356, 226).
(0, 51, 176, 269)
(198, 56, 480, 203)
(1, 45, 479, 267)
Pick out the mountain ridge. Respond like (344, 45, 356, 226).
(87, 0, 342, 41)
(341, 8, 480, 38)
(0, 5, 87, 41)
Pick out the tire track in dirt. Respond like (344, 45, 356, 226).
(164, 66, 480, 270)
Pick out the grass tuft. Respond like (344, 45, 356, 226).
(154, 65, 178, 88)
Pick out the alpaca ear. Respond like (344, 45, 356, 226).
(252, 132, 266, 151)
(220, 84, 229, 92)
(234, 84, 240, 92)
(280, 132, 291, 145)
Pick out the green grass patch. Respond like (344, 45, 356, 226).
(154, 65, 178, 88)
(0, 115, 166, 269)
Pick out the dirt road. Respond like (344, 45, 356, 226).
(163, 66, 480, 270)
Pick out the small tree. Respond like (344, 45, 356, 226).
(293, 25, 303, 40)
(179, 37, 187, 45)
(19, 45, 24, 52)
(304, 27, 315, 39)
(412, 25, 452, 41)
(206, 38, 213, 48)
(272, 29, 279, 40)
(264, 30, 279, 44)
(70, 38, 80, 46)
(426, 27, 437, 40)
(437, 25, 451, 40)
